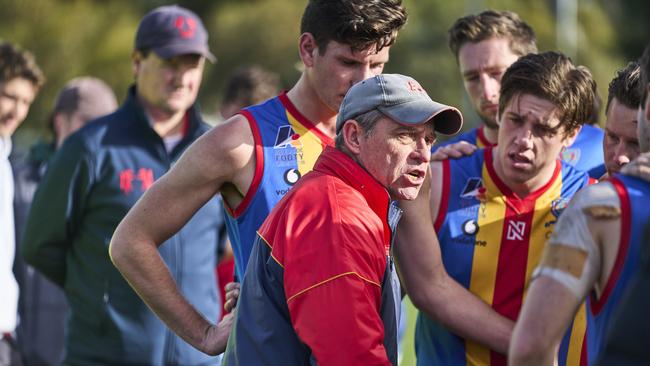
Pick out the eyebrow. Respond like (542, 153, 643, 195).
(461, 64, 510, 78)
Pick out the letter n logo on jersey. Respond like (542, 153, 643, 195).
(506, 220, 526, 241)
(274, 125, 302, 149)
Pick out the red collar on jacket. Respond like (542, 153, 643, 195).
(313, 146, 393, 248)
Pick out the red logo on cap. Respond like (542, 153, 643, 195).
(175, 16, 197, 38)
(407, 80, 425, 93)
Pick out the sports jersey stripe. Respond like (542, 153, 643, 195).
(465, 162, 505, 366)
(278, 92, 333, 145)
(489, 196, 534, 366)
(226, 110, 265, 218)
(590, 177, 631, 314)
(476, 126, 496, 148)
(435, 159, 451, 232)
(525, 174, 563, 301)
(564, 303, 587, 365)
(285, 111, 328, 177)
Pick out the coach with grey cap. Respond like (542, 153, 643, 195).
(221, 74, 461, 365)
(21, 4, 227, 365)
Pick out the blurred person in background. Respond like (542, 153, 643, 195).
(20, 5, 227, 365)
(12, 76, 117, 365)
(219, 64, 281, 121)
(0, 41, 43, 366)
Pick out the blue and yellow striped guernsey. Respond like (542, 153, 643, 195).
(224, 91, 333, 279)
(416, 147, 592, 366)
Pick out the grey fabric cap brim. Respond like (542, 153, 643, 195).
(152, 43, 216, 63)
(377, 99, 463, 136)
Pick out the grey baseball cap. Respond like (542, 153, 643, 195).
(53, 77, 118, 122)
(135, 5, 216, 63)
(336, 74, 463, 135)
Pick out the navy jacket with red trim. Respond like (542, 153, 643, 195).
(223, 146, 401, 366)
(21, 87, 225, 365)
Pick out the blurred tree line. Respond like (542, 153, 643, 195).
(2, 0, 648, 149)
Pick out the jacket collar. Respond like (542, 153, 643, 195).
(314, 146, 400, 249)
(122, 85, 204, 142)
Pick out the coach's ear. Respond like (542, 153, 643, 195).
(341, 119, 363, 155)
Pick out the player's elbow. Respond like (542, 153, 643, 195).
(509, 328, 555, 366)
(406, 275, 448, 322)
(109, 225, 131, 271)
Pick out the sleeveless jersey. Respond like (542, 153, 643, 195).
(585, 175, 650, 364)
(224, 92, 333, 278)
(415, 147, 591, 366)
(434, 125, 605, 179)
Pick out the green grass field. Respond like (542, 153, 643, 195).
(400, 297, 418, 366)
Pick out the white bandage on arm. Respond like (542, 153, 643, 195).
(533, 183, 619, 299)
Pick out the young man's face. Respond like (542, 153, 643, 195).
(308, 40, 390, 114)
(458, 37, 519, 128)
(0, 77, 37, 138)
(134, 52, 205, 116)
(603, 97, 639, 174)
(495, 93, 575, 188)
(357, 117, 435, 200)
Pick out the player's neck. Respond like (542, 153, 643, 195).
(286, 75, 337, 139)
(140, 100, 186, 138)
(482, 125, 499, 144)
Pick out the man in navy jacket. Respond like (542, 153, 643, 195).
(21, 6, 227, 365)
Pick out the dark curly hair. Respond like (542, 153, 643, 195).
(300, 0, 407, 53)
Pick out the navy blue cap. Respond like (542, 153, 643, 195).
(336, 74, 463, 135)
(135, 5, 216, 63)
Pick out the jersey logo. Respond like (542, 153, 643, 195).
(462, 219, 479, 235)
(560, 147, 581, 166)
(274, 125, 302, 149)
(283, 168, 301, 185)
(506, 220, 526, 241)
(551, 197, 570, 218)
(460, 178, 483, 199)
(119, 168, 154, 194)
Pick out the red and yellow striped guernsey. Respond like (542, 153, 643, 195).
(416, 147, 592, 366)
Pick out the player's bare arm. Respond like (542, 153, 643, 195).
(395, 164, 513, 354)
(509, 183, 621, 365)
(109, 114, 256, 355)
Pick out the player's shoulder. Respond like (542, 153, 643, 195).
(570, 180, 619, 212)
(206, 114, 254, 149)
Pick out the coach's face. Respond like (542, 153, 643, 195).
(347, 116, 435, 200)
